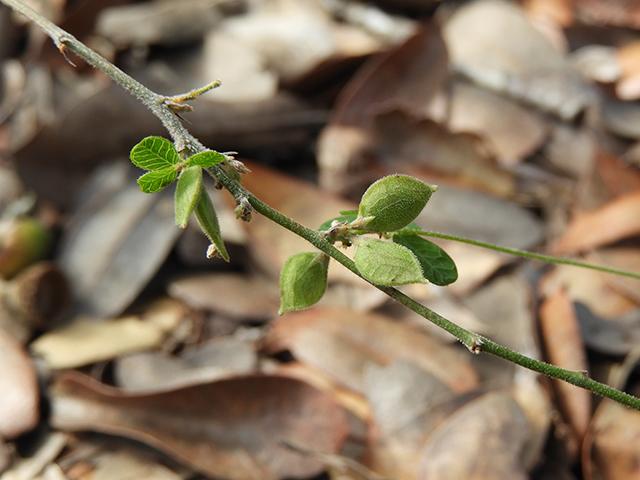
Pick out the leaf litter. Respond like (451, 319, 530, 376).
(2, 0, 640, 478)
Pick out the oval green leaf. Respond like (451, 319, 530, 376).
(194, 187, 229, 262)
(279, 252, 329, 314)
(354, 238, 426, 286)
(183, 151, 226, 169)
(174, 166, 203, 228)
(137, 168, 178, 194)
(393, 234, 458, 286)
(130, 136, 180, 171)
(354, 174, 438, 233)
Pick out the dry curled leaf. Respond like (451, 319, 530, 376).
(50, 371, 349, 480)
(0, 327, 39, 439)
(551, 191, 640, 255)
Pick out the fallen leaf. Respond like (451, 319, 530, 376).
(583, 353, 640, 480)
(0, 327, 39, 439)
(443, 0, 589, 120)
(448, 82, 548, 166)
(462, 275, 540, 387)
(168, 272, 280, 320)
(617, 39, 640, 100)
(539, 289, 591, 448)
(573, 0, 640, 29)
(416, 391, 531, 480)
(267, 307, 479, 395)
(316, 23, 449, 191)
(590, 248, 640, 303)
(57, 163, 183, 318)
(91, 450, 184, 480)
(30, 298, 188, 370)
(574, 302, 640, 356)
(550, 191, 640, 254)
(50, 371, 350, 480)
(539, 264, 638, 319)
(374, 113, 516, 197)
(114, 337, 257, 392)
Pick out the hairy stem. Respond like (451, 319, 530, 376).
(5, 0, 640, 410)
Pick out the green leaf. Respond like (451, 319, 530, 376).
(137, 168, 178, 193)
(354, 238, 426, 286)
(174, 166, 203, 228)
(279, 251, 329, 314)
(339, 210, 358, 216)
(194, 187, 229, 262)
(393, 234, 458, 286)
(318, 213, 358, 231)
(183, 151, 226, 169)
(353, 174, 438, 233)
(130, 136, 180, 171)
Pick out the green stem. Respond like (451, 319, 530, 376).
(411, 230, 640, 281)
(6, 0, 639, 410)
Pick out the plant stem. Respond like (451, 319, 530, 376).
(412, 230, 640, 281)
(6, 0, 640, 410)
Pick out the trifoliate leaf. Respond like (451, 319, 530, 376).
(353, 174, 438, 233)
(130, 136, 180, 171)
(137, 168, 178, 194)
(393, 234, 458, 286)
(194, 188, 229, 262)
(183, 151, 226, 169)
(354, 238, 426, 286)
(279, 252, 329, 314)
(174, 166, 203, 228)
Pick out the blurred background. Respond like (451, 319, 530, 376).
(1, 0, 640, 479)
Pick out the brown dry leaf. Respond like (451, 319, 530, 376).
(91, 450, 184, 480)
(316, 23, 449, 191)
(236, 160, 358, 281)
(114, 337, 257, 392)
(585, 398, 640, 480)
(0, 327, 39, 439)
(374, 113, 516, 197)
(543, 122, 596, 178)
(539, 289, 591, 448)
(539, 264, 638, 319)
(57, 163, 183, 318)
(462, 275, 539, 388)
(550, 190, 640, 255)
(573, 0, 640, 29)
(448, 82, 548, 166)
(596, 149, 640, 197)
(168, 272, 280, 320)
(364, 360, 461, 480)
(30, 298, 188, 370)
(50, 371, 350, 480)
(267, 307, 479, 395)
(583, 354, 640, 480)
(617, 39, 640, 100)
(416, 390, 531, 480)
(600, 98, 640, 139)
(590, 248, 640, 304)
(443, 0, 589, 121)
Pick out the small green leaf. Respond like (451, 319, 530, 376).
(174, 166, 203, 228)
(353, 174, 438, 233)
(279, 252, 329, 314)
(318, 213, 358, 231)
(130, 136, 180, 171)
(339, 210, 358, 216)
(183, 151, 226, 168)
(194, 187, 229, 262)
(137, 168, 178, 193)
(393, 234, 458, 286)
(354, 238, 426, 286)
